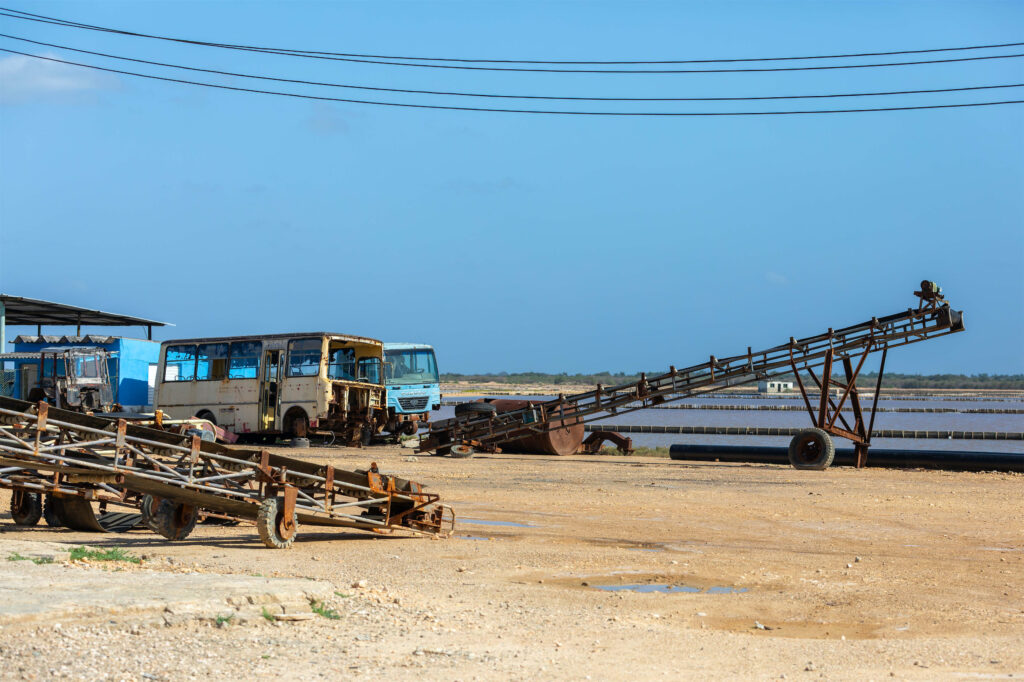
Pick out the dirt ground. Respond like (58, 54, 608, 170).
(1, 445, 1022, 680)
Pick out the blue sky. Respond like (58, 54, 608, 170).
(0, 1, 1021, 375)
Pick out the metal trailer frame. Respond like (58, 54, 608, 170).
(0, 396, 454, 547)
(420, 283, 965, 467)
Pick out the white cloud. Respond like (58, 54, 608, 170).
(0, 53, 119, 104)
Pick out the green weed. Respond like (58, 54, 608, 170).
(310, 600, 341, 620)
(69, 546, 142, 564)
(6, 552, 54, 565)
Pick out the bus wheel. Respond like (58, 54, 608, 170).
(10, 490, 42, 526)
(151, 499, 199, 541)
(257, 497, 298, 549)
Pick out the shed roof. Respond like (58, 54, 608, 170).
(0, 295, 169, 327)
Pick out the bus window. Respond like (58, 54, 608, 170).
(287, 339, 322, 377)
(164, 345, 197, 381)
(327, 346, 355, 381)
(197, 343, 229, 380)
(228, 341, 261, 379)
(357, 357, 381, 384)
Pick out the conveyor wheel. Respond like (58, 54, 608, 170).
(10, 490, 42, 526)
(151, 498, 199, 541)
(43, 495, 63, 527)
(257, 497, 298, 549)
(140, 494, 160, 531)
(788, 428, 836, 470)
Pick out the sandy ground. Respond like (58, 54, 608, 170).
(1, 446, 1022, 680)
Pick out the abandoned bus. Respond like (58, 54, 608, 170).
(154, 332, 386, 444)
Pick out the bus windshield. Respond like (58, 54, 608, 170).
(385, 349, 439, 386)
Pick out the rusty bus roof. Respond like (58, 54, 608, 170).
(158, 332, 383, 347)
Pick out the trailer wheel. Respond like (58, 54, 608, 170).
(257, 497, 298, 549)
(43, 495, 63, 527)
(140, 494, 160, 531)
(450, 444, 476, 459)
(788, 428, 836, 470)
(10, 490, 42, 526)
(151, 498, 199, 541)
(454, 402, 497, 418)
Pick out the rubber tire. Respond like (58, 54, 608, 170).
(140, 494, 160, 531)
(454, 402, 497, 418)
(788, 428, 836, 470)
(151, 498, 199, 541)
(43, 495, 63, 527)
(360, 427, 373, 447)
(256, 497, 298, 549)
(10, 491, 42, 526)
(195, 410, 217, 425)
(450, 444, 476, 459)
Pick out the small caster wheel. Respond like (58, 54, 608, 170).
(450, 444, 476, 459)
(257, 497, 298, 549)
(151, 498, 199, 540)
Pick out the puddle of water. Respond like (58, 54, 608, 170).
(627, 548, 665, 553)
(455, 535, 492, 541)
(461, 519, 536, 528)
(591, 583, 748, 594)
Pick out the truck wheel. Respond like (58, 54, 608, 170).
(788, 428, 836, 470)
(10, 491, 42, 526)
(195, 410, 217, 425)
(454, 402, 497, 418)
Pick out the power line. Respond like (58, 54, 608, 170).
(5, 49, 1023, 116)
(1, 8, 1023, 73)
(6, 34, 1022, 103)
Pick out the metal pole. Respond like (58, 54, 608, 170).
(0, 300, 5, 351)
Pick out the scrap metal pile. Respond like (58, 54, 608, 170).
(422, 282, 966, 466)
(0, 396, 453, 548)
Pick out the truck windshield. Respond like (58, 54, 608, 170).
(385, 349, 439, 386)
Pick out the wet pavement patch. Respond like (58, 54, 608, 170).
(589, 583, 747, 594)
(461, 519, 537, 528)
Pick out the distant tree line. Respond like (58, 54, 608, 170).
(440, 371, 1024, 389)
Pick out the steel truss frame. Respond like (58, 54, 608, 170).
(421, 286, 965, 465)
(0, 397, 453, 543)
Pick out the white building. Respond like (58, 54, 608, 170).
(758, 380, 794, 393)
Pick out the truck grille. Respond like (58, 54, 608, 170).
(397, 396, 429, 411)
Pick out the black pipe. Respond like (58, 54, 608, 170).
(668, 444, 1024, 472)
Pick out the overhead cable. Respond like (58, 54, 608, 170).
(5, 49, 1023, 116)
(1, 8, 1023, 73)
(5, 34, 1022, 102)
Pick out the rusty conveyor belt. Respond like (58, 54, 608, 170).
(420, 283, 966, 461)
(0, 396, 454, 547)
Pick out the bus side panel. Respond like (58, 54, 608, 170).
(278, 375, 322, 429)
